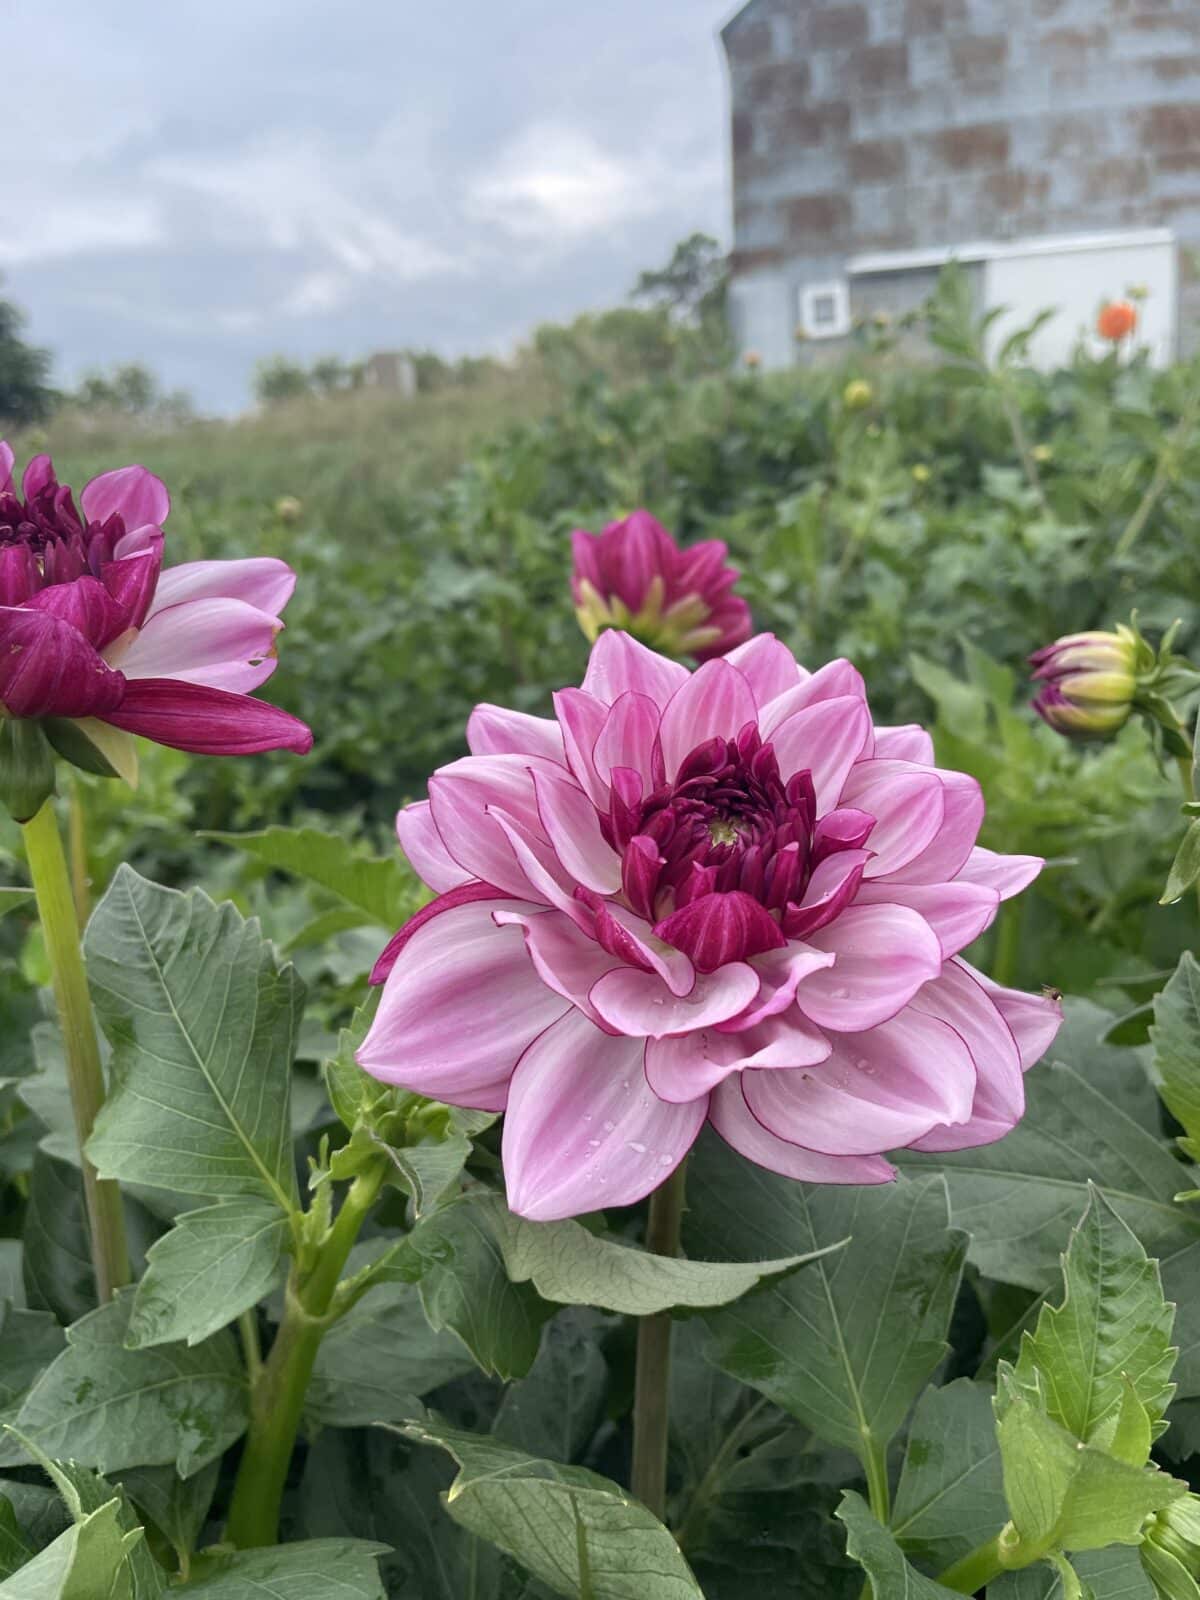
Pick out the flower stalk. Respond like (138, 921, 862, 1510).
(630, 1159, 688, 1520)
(224, 1160, 387, 1549)
(937, 1531, 1008, 1593)
(21, 799, 130, 1301)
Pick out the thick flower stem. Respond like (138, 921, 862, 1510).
(630, 1159, 688, 1521)
(224, 1163, 385, 1549)
(937, 1533, 1008, 1594)
(21, 799, 130, 1302)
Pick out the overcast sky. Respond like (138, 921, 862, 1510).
(4, 0, 736, 413)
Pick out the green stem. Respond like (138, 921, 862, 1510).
(21, 800, 130, 1302)
(937, 1532, 1007, 1594)
(991, 899, 1022, 988)
(224, 1162, 385, 1548)
(630, 1159, 688, 1520)
(863, 1434, 891, 1524)
(66, 780, 90, 930)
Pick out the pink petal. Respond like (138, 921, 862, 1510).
(955, 847, 1043, 900)
(28, 577, 128, 650)
(357, 898, 568, 1103)
(370, 882, 506, 984)
(593, 691, 662, 789)
(101, 679, 312, 754)
(960, 960, 1063, 1070)
(646, 1012, 830, 1102)
(22, 455, 55, 501)
(502, 1011, 706, 1220)
(796, 903, 943, 1031)
(396, 800, 472, 893)
(149, 557, 295, 618)
(532, 768, 621, 893)
(723, 634, 803, 704)
(488, 805, 589, 922)
(0, 442, 12, 493)
(758, 659, 868, 738)
(855, 879, 1000, 958)
(873, 724, 935, 764)
(743, 1006, 976, 1156)
(493, 907, 620, 1027)
(655, 889, 787, 972)
(909, 959, 1028, 1151)
(714, 941, 836, 1030)
(113, 525, 163, 560)
(467, 704, 566, 763)
(769, 696, 873, 813)
(80, 464, 170, 530)
(582, 630, 688, 708)
(102, 547, 162, 634)
(0, 606, 126, 718)
(708, 1075, 896, 1184)
(880, 770, 984, 884)
(118, 598, 282, 692)
(589, 961, 760, 1038)
(659, 659, 757, 780)
(838, 761, 947, 877)
(428, 754, 552, 899)
(553, 687, 610, 807)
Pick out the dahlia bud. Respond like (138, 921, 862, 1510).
(1098, 300, 1138, 342)
(571, 510, 752, 661)
(1142, 1495, 1200, 1599)
(843, 379, 873, 410)
(1030, 628, 1139, 738)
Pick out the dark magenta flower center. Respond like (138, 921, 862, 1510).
(0, 478, 126, 593)
(589, 725, 876, 972)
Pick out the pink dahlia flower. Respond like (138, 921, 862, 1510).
(1030, 628, 1138, 738)
(359, 631, 1061, 1222)
(0, 442, 311, 762)
(571, 510, 751, 661)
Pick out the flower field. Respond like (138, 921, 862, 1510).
(1, 280, 1200, 1599)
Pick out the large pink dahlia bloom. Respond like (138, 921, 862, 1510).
(359, 631, 1061, 1221)
(0, 442, 311, 759)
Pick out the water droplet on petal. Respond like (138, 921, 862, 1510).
(628, 1141, 647, 1154)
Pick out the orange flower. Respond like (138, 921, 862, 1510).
(1097, 300, 1137, 342)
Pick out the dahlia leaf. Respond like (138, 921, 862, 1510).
(1151, 952, 1200, 1163)
(400, 1422, 706, 1598)
(0, 1302, 64, 1414)
(115, 1462, 218, 1581)
(891, 1380, 1006, 1572)
(84, 867, 302, 1214)
(0, 890, 32, 922)
(165, 1540, 388, 1598)
(835, 1493, 959, 1599)
(202, 823, 421, 930)
(491, 1309, 609, 1466)
(125, 1200, 289, 1349)
(0, 1496, 138, 1600)
(0, 1500, 32, 1582)
(0, 1294, 246, 1478)
(476, 1191, 845, 1316)
(305, 1280, 473, 1428)
(1012, 1187, 1177, 1454)
(687, 1134, 966, 1464)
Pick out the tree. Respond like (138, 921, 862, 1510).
(254, 355, 312, 407)
(0, 287, 53, 425)
(630, 232, 729, 326)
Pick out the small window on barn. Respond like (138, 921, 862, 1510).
(799, 280, 851, 340)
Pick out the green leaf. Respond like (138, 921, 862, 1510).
(170, 1538, 388, 1597)
(117, 1462, 218, 1579)
(1162, 822, 1200, 905)
(1152, 953, 1200, 1162)
(835, 1492, 959, 1598)
(0, 1293, 247, 1477)
(402, 1422, 705, 1599)
(492, 1310, 609, 1464)
(126, 1200, 289, 1348)
(686, 1136, 966, 1461)
(0, 1497, 137, 1600)
(891, 1380, 1006, 1571)
(0, 1306, 64, 1413)
(477, 1192, 843, 1315)
(306, 1280, 474, 1427)
(0, 1501, 33, 1581)
(1013, 1188, 1177, 1454)
(203, 824, 420, 929)
(322, 996, 385, 1134)
(997, 1393, 1185, 1555)
(0, 892, 32, 922)
(22, 1154, 96, 1325)
(85, 867, 302, 1213)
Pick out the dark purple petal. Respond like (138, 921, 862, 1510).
(100, 677, 312, 755)
(21, 454, 56, 502)
(27, 577, 129, 650)
(0, 545, 39, 606)
(655, 889, 787, 973)
(102, 545, 163, 634)
(0, 605, 126, 719)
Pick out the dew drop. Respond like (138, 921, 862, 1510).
(587, 1139, 601, 1149)
(659, 1153, 674, 1167)
(628, 1141, 647, 1155)
(831, 986, 849, 999)
(603, 1120, 615, 1132)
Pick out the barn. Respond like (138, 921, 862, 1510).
(720, 0, 1200, 368)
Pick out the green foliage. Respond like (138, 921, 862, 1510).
(1152, 953, 1200, 1163)
(0, 290, 52, 427)
(836, 1494, 959, 1599)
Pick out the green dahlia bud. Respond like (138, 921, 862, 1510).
(1143, 1495, 1200, 1600)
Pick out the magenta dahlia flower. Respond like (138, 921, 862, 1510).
(0, 442, 311, 772)
(359, 631, 1061, 1221)
(571, 510, 751, 661)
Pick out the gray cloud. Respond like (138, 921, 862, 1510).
(4, 0, 734, 412)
